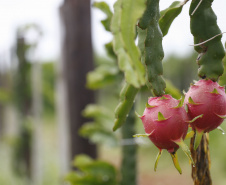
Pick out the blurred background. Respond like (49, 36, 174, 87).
(0, 0, 226, 185)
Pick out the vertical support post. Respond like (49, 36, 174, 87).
(59, 0, 97, 164)
(31, 61, 43, 185)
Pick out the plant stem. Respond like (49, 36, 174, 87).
(121, 105, 137, 185)
(190, 133, 212, 185)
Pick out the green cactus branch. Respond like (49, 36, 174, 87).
(159, 1, 184, 37)
(113, 83, 138, 131)
(111, 0, 146, 88)
(138, 0, 166, 96)
(189, 0, 225, 81)
(113, 1, 186, 131)
(137, 0, 186, 97)
(93, 2, 113, 32)
(121, 105, 137, 185)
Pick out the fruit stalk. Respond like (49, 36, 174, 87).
(121, 105, 137, 185)
(190, 133, 212, 185)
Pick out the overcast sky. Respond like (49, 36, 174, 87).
(0, 0, 225, 63)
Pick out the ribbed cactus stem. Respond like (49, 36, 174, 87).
(121, 105, 137, 185)
(189, 0, 225, 81)
(138, 0, 166, 96)
(113, 83, 138, 131)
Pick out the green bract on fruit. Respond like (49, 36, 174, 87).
(184, 79, 226, 149)
(136, 94, 194, 174)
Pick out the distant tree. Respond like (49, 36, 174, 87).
(12, 28, 32, 178)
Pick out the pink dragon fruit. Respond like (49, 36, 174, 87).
(184, 79, 226, 149)
(137, 94, 194, 173)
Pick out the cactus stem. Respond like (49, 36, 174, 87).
(170, 152, 182, 174)
(191, 0, 203, 16)
(154, 149, 162, 172)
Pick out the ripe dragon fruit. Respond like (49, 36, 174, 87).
(184, 79, 226, 149)
(135, 94, 194, 174)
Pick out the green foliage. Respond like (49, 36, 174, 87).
(81, 104, 118, 146)
(42, 62, 55, 114)
(65, 155, 118, 185)
(138, 0, 165, 96)
(189, 0, 225, 81)
(13, 24, 42, 115)
(159, 1, 183, 36)
(113, 83, 138, 131)
(0, 88, 11, 104)
(111, 0, 146, 88)
(80, 122, 118, 147)
(12, 119, 33, 176)
(13, 38, 32, 114)
(111, 0, 188, 131)
(88, 52, 121, 90)
(86, 65, 119, 90)
(105, 42, 117, 59)
(82, 104, 112, 119)
(93, 2, 113, 32)
(163, 53, 199, 91)
(165, 79, 182, 99)
(137, 0, 188, 96)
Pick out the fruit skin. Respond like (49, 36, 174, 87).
(184, 79, 226, 133)
(141, 94, 188, 153)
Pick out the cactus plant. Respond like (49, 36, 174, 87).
(189, 0, 226, 184)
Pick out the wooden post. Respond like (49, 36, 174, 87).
(59, 0, 97, 163)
